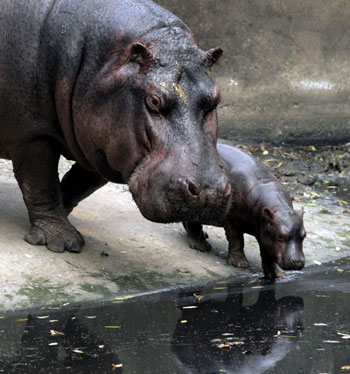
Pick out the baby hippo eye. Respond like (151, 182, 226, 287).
(146, 95, 161, 113)
(277, 234, 284, 241)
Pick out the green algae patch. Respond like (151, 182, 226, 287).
(79, 283, 114, 297)
(17, 277, 71, 306)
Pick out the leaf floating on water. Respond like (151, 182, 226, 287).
(72, 349, 84, 354)
(337, 332, 350, 339)
(251, 286, 264, 289)
(314, 323, 328, 326)
(112, 363, 123, 371)
(48, 342, 58, 346)
(84, 316, 97, 319)
(114, 296, 132, 301)
(243, 349, 253, 355)
(193, 294, 203, 302)
(214, 287, 227, 290)
(182, 306, 198, 310)
(50, 330, 65, 336)
(323, 340, 340, 344)
(37, 316, 50, 319)
(218, 343, 231, 351)
(232, 341, 244, 346)
(49, 320, 59, 323)
(210, 339, 221, 343)
(104, 326, 121, 329)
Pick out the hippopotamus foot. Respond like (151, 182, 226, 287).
(261, 256, 284, 279)
(227, 252, 249, 268)
(12, 139, 85, 253)
(224, 224, 248, 267)
(25, 216, 84, 253)
(61, 163, 108, 215)
(183, 222, 212, 252)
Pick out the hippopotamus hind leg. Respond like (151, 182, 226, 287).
(183, 222, 212, 252)
(224, 223, 249, 268)
(12, 139, 84, 253)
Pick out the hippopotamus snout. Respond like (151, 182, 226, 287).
(185, 178, 231, 202)
(129, 148, 232, 223)
(278, 243, 305, 270)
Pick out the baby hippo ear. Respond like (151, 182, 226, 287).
(206, 47, 223, 68)
(130, 42, 154, 69)
(262, 207, 275, 221)
(297, 207, 305, 219)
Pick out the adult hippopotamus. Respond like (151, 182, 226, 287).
(183, 144, 306, 278)
(0, 0, 231, 253)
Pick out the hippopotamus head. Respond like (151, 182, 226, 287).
(67, 25, 231, 223)
(259, 207, 306, 270)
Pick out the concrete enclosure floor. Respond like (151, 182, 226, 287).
(0, 145, 349, 310)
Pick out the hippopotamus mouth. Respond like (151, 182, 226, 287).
(128, 150, 231, 224)
(277, 254, 305, 271)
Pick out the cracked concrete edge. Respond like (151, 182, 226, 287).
(1, 168, 349, 311)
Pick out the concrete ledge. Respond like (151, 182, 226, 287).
(1, 163, 349, 310)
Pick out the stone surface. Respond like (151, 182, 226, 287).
(156, 0, 350, 144)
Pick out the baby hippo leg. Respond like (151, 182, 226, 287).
(260, 247, 284, 279)
(224, 224, 249, 268)
(183, 222, 212, 252)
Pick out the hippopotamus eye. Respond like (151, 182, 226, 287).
(277, 234, 285, 242)
(146, 95, 161, 113)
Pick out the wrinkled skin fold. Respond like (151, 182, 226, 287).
(0, 0, 230, 253)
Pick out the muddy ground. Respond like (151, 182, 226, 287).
(0, 139, 349, 310)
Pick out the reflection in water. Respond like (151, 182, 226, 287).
(172, 287, 303, 374)
(0, 309, 122, 373)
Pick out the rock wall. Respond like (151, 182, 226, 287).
(156, 0, 350, 145)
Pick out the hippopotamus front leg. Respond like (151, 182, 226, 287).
(224, 223, 249, 268)
(183, 222, 212, 252)
(259, 245, 284, 279)
(60, 163, 108, 215)
(12, 139, 84, 253)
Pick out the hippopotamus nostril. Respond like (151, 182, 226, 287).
(187, 180, 201, 197)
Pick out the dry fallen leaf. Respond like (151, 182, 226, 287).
(218, 343, 231, 351)
(72, 349, 84, 354)
(112, 363, 123, 371)
(193, 294, 203, 302)
(50, 330, 65, 336)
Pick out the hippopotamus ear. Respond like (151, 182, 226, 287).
(297, 207, 305, 219)
(130, 42, 154, 70)
(206, 47, 223, 68)
(262, 207, 275, 221)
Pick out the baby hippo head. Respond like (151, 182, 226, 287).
(260, 207, 306, 271)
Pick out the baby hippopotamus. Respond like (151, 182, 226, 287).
(183, 143, 306, 279)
